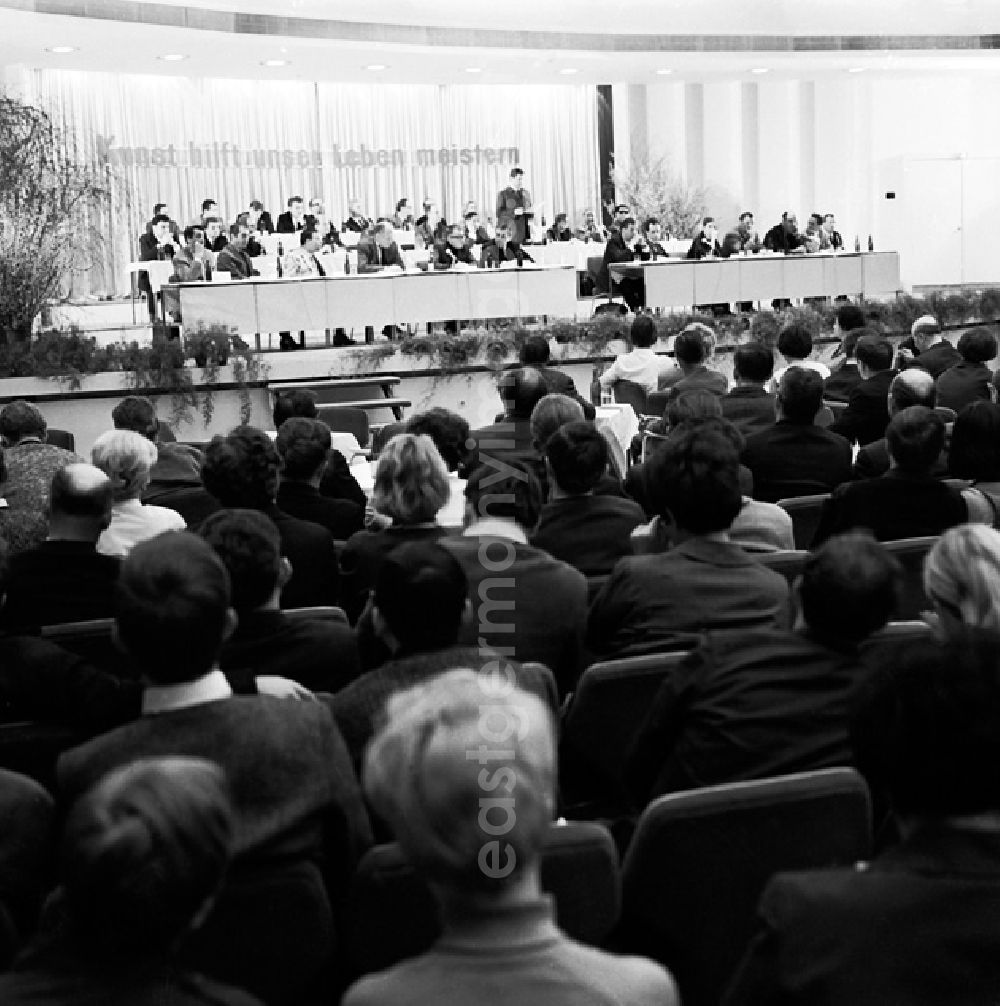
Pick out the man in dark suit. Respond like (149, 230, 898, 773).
(495, 166, 533, 243)
(0, 464, 119, 631)
(626, 532, 900, 805)
(852, 368, 947, 479)
(823, 304, 867, 402)
(334, 540, 557, 771)
(936, 328, 998, 414)
(356, 220, 405, 272)
(215, 222, 259, 280)
(467, 367, 549, 476)
(530, 422, 645, 576)
(763, 211, 807, 254)
(721, 342, 777, 438)
(137, 213, 176, 320)
(248, 198, 274, 234)
(202, 427, 340, 609)
(445, 461, 588, 699)
(274, 418, 364, 540)
(742, 368, 853, 502)
(432, 224, 478, 268)
(828, 334, 895, 446)
(637, 216, 670, 260)
(814, 406, 966, 544)
(200, 509, 360, 693)
(588, 425, 790, 660)
(897, 314, 961, 378)
(727, 634, 1000, 1006)
(599, 216, 642, 310)
(275, 195, 313, 234)
(342, 199, 372, 235)
(518, 335, 595, 419)
(56, 533, 371, 1006)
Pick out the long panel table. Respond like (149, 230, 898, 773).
(170, 265, 577, 336)
(611, 251, 900, 308)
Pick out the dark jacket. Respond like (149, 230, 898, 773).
(852, 438, 950, 481)
(900, 340, 961, 379)
(0, 541, 121, 630)
(626, 627, 874, 804)
(530, 494, 646, 577)
(276, 481, 364, 541)
(263, 504, 340, 610)
(726, 825, 1000, 1006)
(138, 232, 175, 262)
(587, 538, 790, 659)
(432, 240, 478, 269)
(355, 237, 405, 272)
(686, 236, 723, 260)
(762, 223, 806, 254)
(936, 359, 994, 413)
(721, 386, 776, 439)
(828, 369, 895, 446)
(319, 450, 368, 509)
(813, 470, 966, 545)
(598, 232, 635, 294)
(742, 422, 853, 502)
(274, 211, 315, 234)
(531, 365, 596, 420)
(215, 245, 258, 280)
(823, 361, 863, 403)
(220, 609, 360, 693)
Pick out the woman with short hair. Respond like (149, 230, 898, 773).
(91, 429, 185, 556)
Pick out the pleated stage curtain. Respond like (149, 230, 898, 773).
(13, 68, 600, 298)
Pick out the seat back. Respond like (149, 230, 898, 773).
(645, 390, 670, 418)
(560, 651, 691, 808)
(369, 421, 407, 459)
(317, 406, 370, 449)
(882, 535, 938, 619)
(587, 255, 607, 295)
(755, 548, 809, 587)
(345, 821, 620, 977)
(777, 493, 831, 549)
(757, 478, 832, 504)
(613, 379, 649, 417)
(0, 720, 83, 792)
(45, 429, 75, 452)
(39, 618, 130, 678)
(283, 606, 349, 625)
(143, 485, 220, 527)
(620, 767, 872, 1006)
(823, 399, 848, 422)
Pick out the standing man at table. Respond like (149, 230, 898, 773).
(497, 166, 533, 244)
(599, 216, 642, 311)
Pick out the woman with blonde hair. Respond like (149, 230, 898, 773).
(339, 433, 451, 623)
(91, 429, 185, 557)
(923, 523, 1000, 638)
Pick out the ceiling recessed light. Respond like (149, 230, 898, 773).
(465, 67, 482, 73)
(848, 67, 866, 73)
(261, 59, 288, 67)
(559, 68, 579, 75)
(46, 45, 77, 54)
(365, 63, 387, 71)
(158, 54, 187, 62)
(751, 67, 769, 74)
(655, 69, 674, 76)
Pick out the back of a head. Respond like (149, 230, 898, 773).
(405, 408, 471, 472)
(957, 328, 998, 365)
(62, 757, 233, 957)
(519, 335, 551, 367)
(630, 313, 657, 348)
(949, 401, 1000, 482)
(364, 669, 555, 893)
(836, 303, 865, 334)
(777, 367, 824, 425)
(375, 541, 467, 653)
(799, 532, 900, 644)
(666, 389, 723, 428)
(673, 325, 710, 368)
(111, 396, 158, 440)
(544, 421, 607, 495)
(116, 532, 231, 683)
(644, 423, 742, 533)
(924, 524, 1000, 636)
(275, 417, 331, 481)
(272, 389, 319, 429)
(733, 342, 774, 385)
(199, 508, 282, 613)
(0, 399, 46, 443)
(91, 430, 158, 503)
(886, 405, 945, 475)
(498, 367, 548, 420)
(529, 394, 585, 450)
(855, 334, 894, 373)
(889, 368, 936, 412)
(373, 433, 451, 525)
(776, 322, 813, 361)
(202, 426, 279, 509)
(464, 457, 543, 529)
(50, 463, 114, 524)
(868, 636, 1000, 820)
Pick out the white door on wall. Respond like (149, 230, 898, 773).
(903, 159, 963, 287)
(960, 159, 1000, 286)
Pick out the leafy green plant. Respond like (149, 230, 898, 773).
(610, 153, 708, 238)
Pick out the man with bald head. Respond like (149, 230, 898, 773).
(0, 463, 121, 630)
(852, 368, 948, 479)
(467, 367, 550, 466)
(897, 314, 961, 379)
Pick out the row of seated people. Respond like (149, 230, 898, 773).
(0, 509, 998, 1003)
